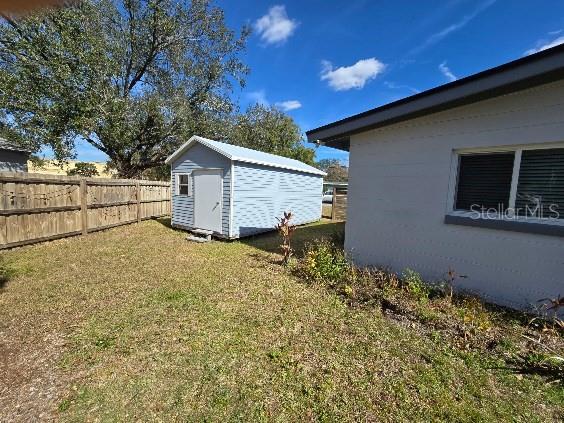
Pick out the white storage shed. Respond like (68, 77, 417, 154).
(165, 135, 326, 238)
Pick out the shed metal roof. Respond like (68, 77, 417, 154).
(0, 137, 31, 153)
(165, 135, 326, 176)
(306, 44, 564, 151)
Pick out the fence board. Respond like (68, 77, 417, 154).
(0, 172, 170, 249)
(331, 187, 347, 221)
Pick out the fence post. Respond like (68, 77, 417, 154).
(136, 181, 141, 223)
(331, 187, 337, 220)
(80, 179, 88, 235)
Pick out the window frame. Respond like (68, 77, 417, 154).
(176, 173, 191, 196)
(445, 142, 564, 236)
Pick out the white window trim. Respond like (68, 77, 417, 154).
(176, 173, 191, 196)
(446, 142, 564, 228)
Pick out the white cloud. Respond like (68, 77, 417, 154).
(438, 61, 457, 82)
(524, 35, 564, 55)
(254, 5, 298, 45)
(274, 100, 302, 111)
(321, 58, 386, 91)
(246, 90, 269, 106)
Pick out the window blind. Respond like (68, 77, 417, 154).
(455, 152, 515, 212)
(515, 148, 564, 219)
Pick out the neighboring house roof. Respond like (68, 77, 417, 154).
(306, 44, 564, 151)
(166, 135, 327, 176)
(0, 137, 31, 153)
(27, 159, 116, 178)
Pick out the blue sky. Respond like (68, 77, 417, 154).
(70, 0, 564, 164)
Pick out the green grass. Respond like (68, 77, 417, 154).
(0, 219, 562, 422)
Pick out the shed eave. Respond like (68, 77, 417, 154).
(166, 135, 327, 176)
(165, 135, 234, 165)
(231, 158, 326, 176)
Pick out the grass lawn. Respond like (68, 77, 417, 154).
(0, 219, 562, 422)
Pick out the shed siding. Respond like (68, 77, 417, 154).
(0, 150, 28, 172)
(170, 143, 231, 236)
(232, 163, 322, 237)
(346, 79, 564, 310)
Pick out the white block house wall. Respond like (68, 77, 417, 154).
(345, 81, 564, 309)
(307, 45, 564, 310)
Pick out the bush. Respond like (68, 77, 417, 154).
(298, 239, 349, 284)
(455, 296, 494, 332)
(401, 269, 429, 302)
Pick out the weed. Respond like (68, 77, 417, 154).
(444, 268, 468, 301)
(297, 238, 349, 284)
(58, 398, 72, 412)
(511, 352, 564, 383)
(401, 269, 429, 302)
(456, 296, 493, 332)
(276, 211, 296, 265)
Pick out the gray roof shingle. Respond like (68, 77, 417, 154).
(0, 137, 31, 153)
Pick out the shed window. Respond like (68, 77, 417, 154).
(177, 174, 190, 196)
(455, 152, 515, 212)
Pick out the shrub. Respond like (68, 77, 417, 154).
(298, 239, 349, 284)
(456, 296, 493, 332)
(401, 269, 429, 302)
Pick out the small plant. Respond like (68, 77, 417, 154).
(531, 295, 564, 333)
(511, 351, 564, 384)
(457, 296, 493, 332)
(542, 295, 564, 324)
(275, 211, 296, 265)
(299, 239, 349, 284)
(444, 268, 467, 300)
(402, 269, 429, 302)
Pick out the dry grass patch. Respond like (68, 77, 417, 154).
(0, 219, 562, 422)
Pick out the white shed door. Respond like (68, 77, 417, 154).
(193, 169, 222, 233)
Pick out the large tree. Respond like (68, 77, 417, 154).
(316, 158, 348, 182)
(230, 103, 315, 165)
(0, 0, 249, 177)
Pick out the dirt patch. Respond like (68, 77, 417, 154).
(0, 315, 71, 423)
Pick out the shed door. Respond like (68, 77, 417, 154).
(193, 169, 223, 233)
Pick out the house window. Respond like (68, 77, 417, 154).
(455, 152, 515, 212)
(448, 146, 564, 233)
(177, 174, 190, 196)
(515, 148, 564, 219)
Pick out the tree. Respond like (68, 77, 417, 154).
(0, 0, 249, 178)
(67, 162, 99, 177)
(229, 104, 315, 165)
(316, 158, 348, 181)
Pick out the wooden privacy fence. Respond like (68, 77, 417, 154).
(0, 172, 171, 249)
(331, 187, 347, 220)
